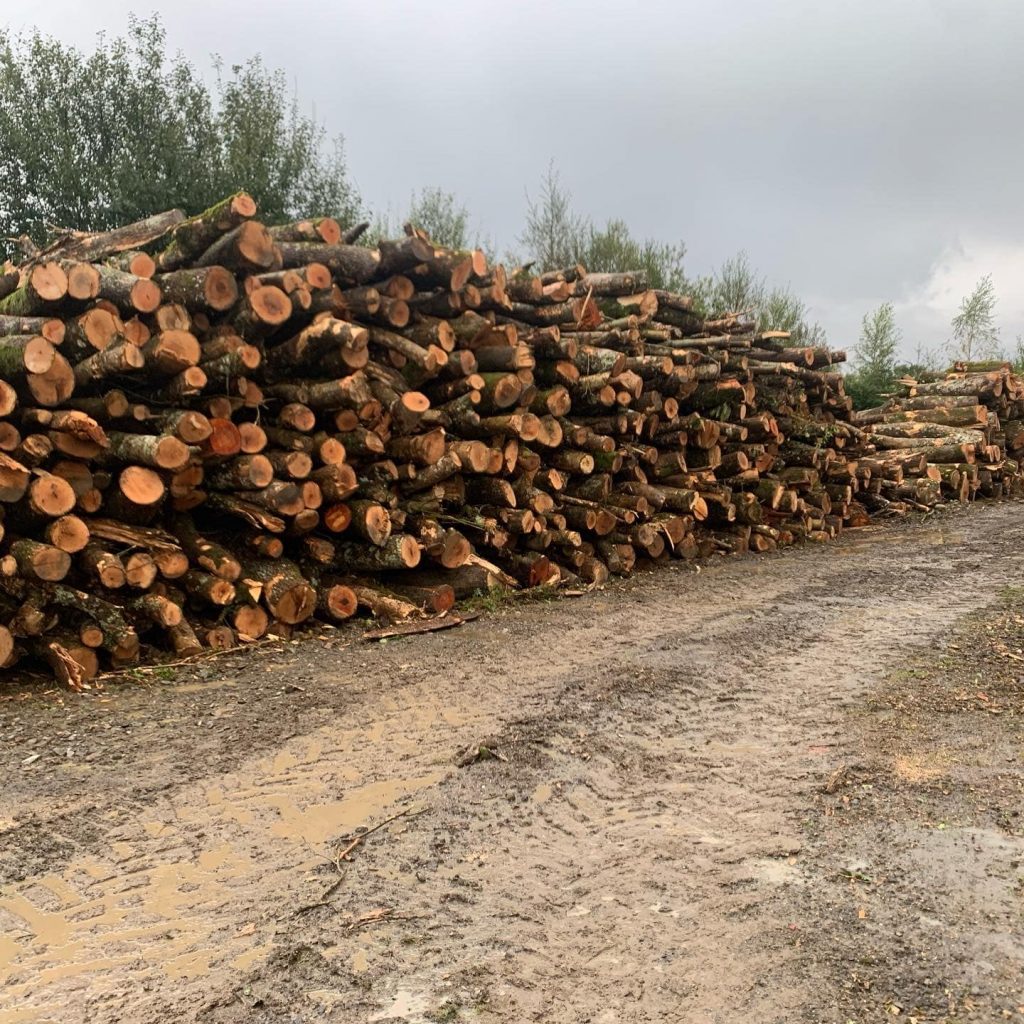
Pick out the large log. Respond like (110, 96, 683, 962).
(43, 209, 186, 263)
(0, 263, 68, 317)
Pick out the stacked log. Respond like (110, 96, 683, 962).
(850, 364, 1024, 513)
(0, 193, 1020, 687)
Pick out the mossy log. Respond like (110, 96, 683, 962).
(241, 557, 316, 624)
(0, 263, 68, 317)
(157, 193, 257, 271)
(332, 535, 421, 572)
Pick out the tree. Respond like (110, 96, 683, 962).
(1011, 336, 1024, 374)
(691, 251, 824, 344)
(950, 274, 1000, 363)
(519, 164, 689, 292)
(580, 219, 687, 292)
(406, 187, 469, 249)
(519, 163, 586, 270)
(844, 303, 901, 410)
(700, 252, 765, 315)
(213, 54, 360, 227)
(760, 286, 826, 345)
(0, 16, 361, 258)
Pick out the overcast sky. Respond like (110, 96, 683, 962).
(6, 1, 1022, 360)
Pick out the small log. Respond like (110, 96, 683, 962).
(242, 558, 317, 624)
(181, 569, 237, 607)
(156, 266, 239, 312)
(79, 543, 127, 588)
(95, 265, 162, 313)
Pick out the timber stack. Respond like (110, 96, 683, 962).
(0, 192, 1019, 686)
(850, 363, 1024, 512)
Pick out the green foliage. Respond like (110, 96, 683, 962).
(691, 251, 824, 343)
(893, 340, 944, 384)
(950, 274, 1000, 363)
(362, 209, 397, 248)
(692, 252, 762, 315)
(844, 302, 901, 410)
(519, 163, 688, 293)
(519, 162, 587, 270)
(579, 218, 687, 292)
(760, 287, 826, 345)
(212, 53, 360, 226)
(0, 16, 360, 258)
(406, 187, 469, 249)
(1009, 336, 1024, 374)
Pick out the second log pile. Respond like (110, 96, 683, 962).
(850, 364, 1024, 512)
(0, 193, 1020, 685)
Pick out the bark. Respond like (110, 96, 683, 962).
(376, 236, 435, 278)
(95, 265, 162, 313)
(196, 221, 277, 273)
(340, 580, 419, 621)
(172, 516, 242, 581)
(79, 543, 127, 588)
(277, 241, 382, 284)
(241, 557, 317, 624)
(156, 266, 239, 312)
(0, 269, 20, 301)
(62, 308, 120, 363)
(909, 373, 1002, 399)
(0, 334, 55, 376)
(309, 464, 359, 502)
(158, 193, 257, 271)
(98, 432, 190, 471)
(268, 218, 342, 245)
(10, 539, 71, 581)
(332, 535, 421, 571)
(45, 583, 140, 662)
(232, 286, 292, 334)
(0, 314, 65, 345)
(0, 263, 69, 316)
(106, 250, 156, 278)
(73, 342, 143, 388)
(264, 318, 368, 374)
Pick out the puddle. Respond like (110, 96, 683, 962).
(841, 527, 966, 550)
(370, 987, 433, 1022)
(0, 689, 468, 1023)
(747, 858, 805, 887)
(169, 677, 239, 695)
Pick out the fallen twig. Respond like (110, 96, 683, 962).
(294, 805, 421, 915)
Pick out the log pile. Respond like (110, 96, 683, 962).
(0, 192, 1019, 687)
(850, 363, 1024, 513)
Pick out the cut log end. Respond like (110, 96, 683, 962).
(120, 465, 166, 506)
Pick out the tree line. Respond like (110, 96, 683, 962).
(845, 274, 1016, 410)
(0, 17, 1010, 412)
(0, 18, 823, 337)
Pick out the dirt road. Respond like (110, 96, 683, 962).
(1, 504, 1023, 1023)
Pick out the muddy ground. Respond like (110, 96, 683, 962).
(0, 502, 1022, 1023)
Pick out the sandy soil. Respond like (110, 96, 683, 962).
(0, 503, 1022, 1023)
